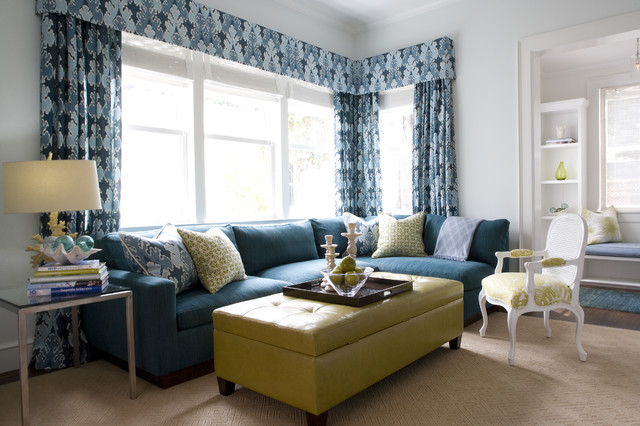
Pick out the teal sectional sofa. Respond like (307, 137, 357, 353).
(82, 214, 508, 388)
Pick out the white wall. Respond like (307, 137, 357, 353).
(353, 0, 640, 231)
(2, 0, 640, 373)
(0, 0, 42, 373)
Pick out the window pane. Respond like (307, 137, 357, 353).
(120, 129, 189, 227)
(204, 86, 276, 140)
(604, 85, 640, 209)
(379, 107, 413, 214)
(122, 67, 189, 130)
(288, 101, 335, 217)
(120, 65, 192, 228)
(204, 139, 274, 220)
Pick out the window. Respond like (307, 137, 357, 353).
(120, 34, 334, 227)
(203, 85, 279, 221)
(287, 100, 335, 218)
(379, 88, 414, 215)
(602, 84, 640, 210)
(121, 68, 193, 226)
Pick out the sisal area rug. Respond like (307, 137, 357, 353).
(0, 312, 638, 425)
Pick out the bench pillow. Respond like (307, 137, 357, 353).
(233, 220, 319, 275)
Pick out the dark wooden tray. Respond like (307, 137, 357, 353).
(283, 277, 412, 307)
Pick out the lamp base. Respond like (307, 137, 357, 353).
(25, 211, 78, 268)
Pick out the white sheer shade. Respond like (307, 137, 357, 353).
(3, 160, 102, 214)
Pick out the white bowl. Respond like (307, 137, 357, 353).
(40, 244, 101, 265)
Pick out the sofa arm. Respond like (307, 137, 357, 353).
(83, 269, 180, 377)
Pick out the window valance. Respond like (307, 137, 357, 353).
(35, 0, 455, 95)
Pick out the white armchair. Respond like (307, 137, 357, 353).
(478, 213, 588, 366)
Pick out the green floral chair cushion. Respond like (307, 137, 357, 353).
(581, 206, 623, 245)
(177, 227, 247, 294)
(481, 272, 572, 309)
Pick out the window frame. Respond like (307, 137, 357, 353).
(119, 33, 335, 228)
(599, 82, 640, 213)
(379, 86, 414, 215)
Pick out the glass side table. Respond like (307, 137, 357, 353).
(0, 284, 137, 426)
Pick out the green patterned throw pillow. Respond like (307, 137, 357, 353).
(177, 227, 247, 294)
(581, 206, 623, 245)
(371, 212, 427, 258)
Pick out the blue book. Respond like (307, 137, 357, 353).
(28, 281, 108, 297)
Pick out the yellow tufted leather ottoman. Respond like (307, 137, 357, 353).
(213, 272, 463, 426)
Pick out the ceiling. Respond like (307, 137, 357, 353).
(272, 0, 460, 34)
(541, 35, 640, 74)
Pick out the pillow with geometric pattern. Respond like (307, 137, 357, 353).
(371, 211, 427, 258)
(177, 227, 247, 294)
(581, 206, 623, 245)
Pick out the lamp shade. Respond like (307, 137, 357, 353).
(3, 160, 102, 214)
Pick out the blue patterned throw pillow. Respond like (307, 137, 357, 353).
(342, 213, 379, 256)
(119, 224, 198, 294)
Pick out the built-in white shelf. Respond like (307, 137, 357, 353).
(535, 98, 588, 248)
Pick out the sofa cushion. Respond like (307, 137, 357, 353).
(469, 219, 510, 267)
(233, 220, 319, 275)
(372, 212, 427, 258)
(342, 212, 379, 256)
(176, 276, 290, 330)
(118, 224, 198, 294)
(310, 217, 349, 258)
(178, 227, 247, 294)
(361, 255, 493, 293)
(423, 214, 509, 268)
(433, 217, 483, 261)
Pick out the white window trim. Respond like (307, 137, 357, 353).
(588, 71, 640, 214)
(121, 33, 334, 227)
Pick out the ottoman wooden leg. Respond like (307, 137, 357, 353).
(449, 335, 462, 350)
(306, 410, 328, 426)
(217, 377, 236, 396)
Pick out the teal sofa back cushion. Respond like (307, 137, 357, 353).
(233, 220, 319, 275)
(423, 214, 509, 267)
(310, 217, 349, 258)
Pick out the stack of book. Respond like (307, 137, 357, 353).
(28, 259, 109, 297)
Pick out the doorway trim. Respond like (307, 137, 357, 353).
(517, 11, 640, 250)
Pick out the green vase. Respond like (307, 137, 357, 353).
(555, 161, 567, 181)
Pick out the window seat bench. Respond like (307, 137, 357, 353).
(581, 242, 640, 290)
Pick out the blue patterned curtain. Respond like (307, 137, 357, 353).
(334, 92, 383, 217)
(32, 13, 122, 370)
(412, 80, 458, 216)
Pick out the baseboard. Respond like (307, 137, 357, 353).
(91, 347, 215, 389)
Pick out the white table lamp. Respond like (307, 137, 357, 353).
(2, 158, 102, 266)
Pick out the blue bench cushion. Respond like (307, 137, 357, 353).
(233, 220, 319, 275)
(176, 276, 290, 330)
(361, 255, 494, 292)
(585, 242, 640, 258)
